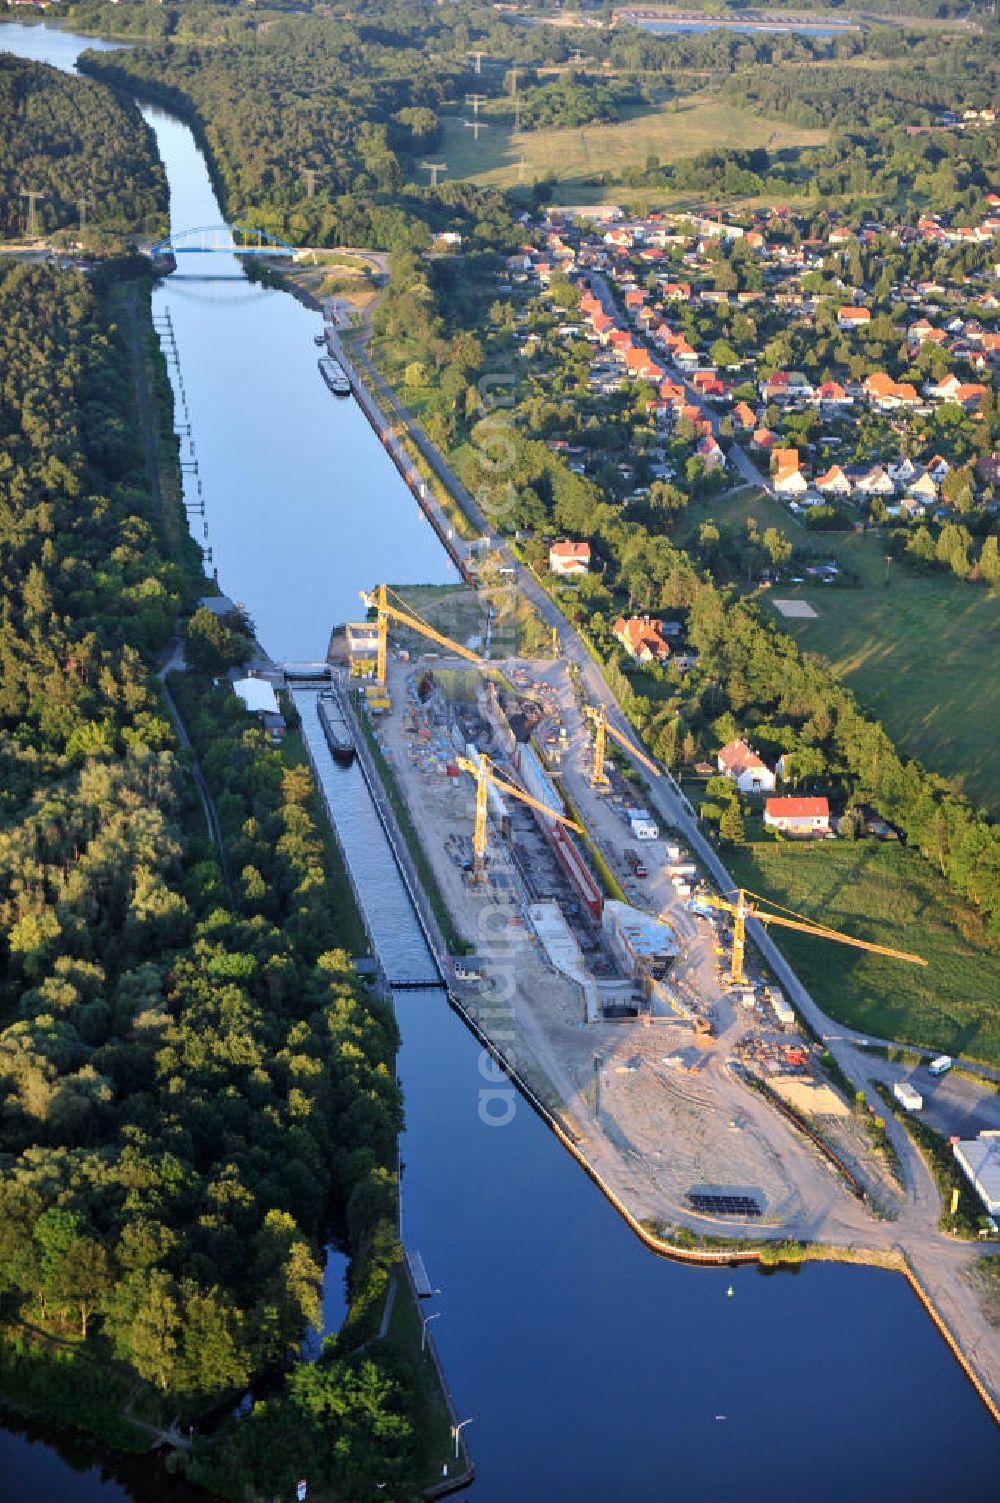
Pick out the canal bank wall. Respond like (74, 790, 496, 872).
(328, 330, 473, 585)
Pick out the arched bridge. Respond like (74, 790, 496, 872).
(150, 224, 296, 257)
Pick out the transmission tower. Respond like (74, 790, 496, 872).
(510, 67, 521, 138)
(420, 161, 448, 188)
(466, 93, 486, 118)
(78, 195, 92, 234)
(21, 189, 45, 240)
(470, 49, 484, 75)
(302, 168, 319, 200)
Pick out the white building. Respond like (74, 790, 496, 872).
(953, 1132, 1000, 1215)
(717, 738, 776, 794)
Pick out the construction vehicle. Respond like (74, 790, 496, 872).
(455, 752, 581, 882)
(359, 584, 484, 690)
(583, 703, 662, 789)
(695, 887, 927, 987)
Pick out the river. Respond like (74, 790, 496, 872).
(2, 22, 1000, 1503)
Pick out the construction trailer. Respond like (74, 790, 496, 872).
(893, 1081, 923, 1112)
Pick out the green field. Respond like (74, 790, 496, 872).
(426, 93, 827, 191)
(770, 534, 1000, 814)
(683, 490, 1000, 814)
(723, 837, 1000, 1066)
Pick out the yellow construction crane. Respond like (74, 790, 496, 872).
(695, 887, 928, 987)
(360, 584, 484, 688)
(583, 703, 662, 788)
(455, 753, 581, 881)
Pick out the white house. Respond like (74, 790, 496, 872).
(773, 466, 809, 496)
(549, 541, 591, 576)
(814, 464, 853, 497)
(717, 739, 776, 794)
(764, 796, 831, 836)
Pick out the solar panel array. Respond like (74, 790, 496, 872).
(687, 1192, 762, 1217)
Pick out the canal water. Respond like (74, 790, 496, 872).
(2, 22, 1000, 1503)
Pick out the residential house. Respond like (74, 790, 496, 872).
(763, 796, 831, 836)
(772, 447, 808, 495)
(853, 464, 895, 497)
(732, 400, 757, 430)
(814, 464, 853, 497)
(613, 616, 672, 665)
(837, 306, 871, 332)
(907, 470, 939, 504)
(717, 739, 776, 794)
(813, 380, 853, 407)
(864, 372, 920, 409)
(697, 435, 726, 470)
(549, 541, 592, 577)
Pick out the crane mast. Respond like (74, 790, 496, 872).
(695, 888, 927, 986)
(360, 584, 484, 688)
(455, 753, 580, 881)
(584, 703, 662, 787)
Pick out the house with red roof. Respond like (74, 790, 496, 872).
(717, 739, 775, 794)
(815, 464, 852, 497)
(613, 616, 672, 665)
(764, 796, 831, 836)
(865, 372, 920, 409)
(549, 541, 591, 577)
(837, 306, 871, 331)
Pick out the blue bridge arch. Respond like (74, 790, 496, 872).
(151, 224, 296, 257)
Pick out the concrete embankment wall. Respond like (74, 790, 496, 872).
(339, 686, 450, 977)
(330, 334, 472, 583)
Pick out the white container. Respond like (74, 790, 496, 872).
(894, 1081, 923, 1112)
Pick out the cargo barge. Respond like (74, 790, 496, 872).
(318, 355, 351, 396)
(318, 688, 355, 765)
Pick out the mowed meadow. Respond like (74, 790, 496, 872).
(681, 488, 1000, 816)
(725, 838, 1000, 1066)
(429, 92, 827, 191)
(765, 530, 1000, 816)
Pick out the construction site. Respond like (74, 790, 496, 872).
(329, 583, 920, 1239)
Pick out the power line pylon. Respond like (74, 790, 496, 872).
(21, 189, 45, 239)
(420, 161, 448, 188)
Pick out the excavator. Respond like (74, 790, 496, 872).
(583, 703, 662, 788)
(691, 887, 927, 988)
(359, 583, 484, 690)
(454, 752, 581, 882)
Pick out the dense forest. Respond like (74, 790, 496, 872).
(0, 55, 166, 243)
(0, 259, 423, 1494)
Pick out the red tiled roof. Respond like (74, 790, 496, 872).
(765, 797, 830, 819)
